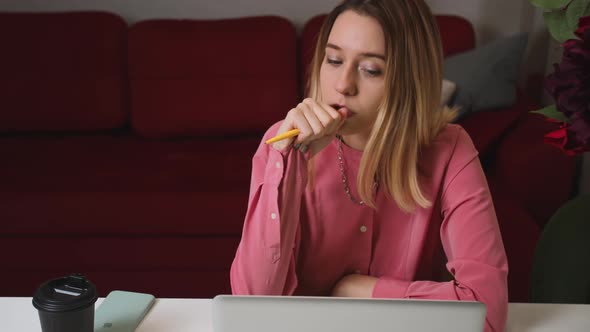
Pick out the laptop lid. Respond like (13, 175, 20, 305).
(212, 295, 486, 332)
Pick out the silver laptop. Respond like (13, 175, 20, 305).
(212, 295, 486, 332)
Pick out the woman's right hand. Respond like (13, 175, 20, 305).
(272, 98, 347, 157)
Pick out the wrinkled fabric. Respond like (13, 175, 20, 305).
(231, 122, 508, 332)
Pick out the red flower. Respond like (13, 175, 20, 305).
(544, 16, 590, 155)
(544, 123, 590, 156)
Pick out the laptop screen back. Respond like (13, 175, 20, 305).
(212, 295, 486, 332)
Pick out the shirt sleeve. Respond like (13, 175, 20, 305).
(230, 121, 310, 295)
(372, 127, 509, 332)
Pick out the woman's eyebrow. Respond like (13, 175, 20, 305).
(326, 43, 385, 60)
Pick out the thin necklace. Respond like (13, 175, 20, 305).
(336, 135, 378, 205)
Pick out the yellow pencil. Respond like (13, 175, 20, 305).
(265, 129, 300, 144)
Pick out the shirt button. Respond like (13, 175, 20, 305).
(360, 225, 367, 233)
(275, 162, 281, 169)
(271, 213, 277, 220)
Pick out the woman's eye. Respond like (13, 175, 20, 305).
(362, 67, 382, 77)
(326, 58, 342, 66)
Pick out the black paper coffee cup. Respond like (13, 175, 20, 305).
(32, 274, 98, 332)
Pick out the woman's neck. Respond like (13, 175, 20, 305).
(340, 132, 370, 151)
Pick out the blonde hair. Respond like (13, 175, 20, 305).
(307, 0, 456, 212)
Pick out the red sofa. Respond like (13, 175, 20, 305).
(0, 11, 576, 303)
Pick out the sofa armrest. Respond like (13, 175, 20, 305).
(487, 112, 578, 228)
(491, 194, 540, 303)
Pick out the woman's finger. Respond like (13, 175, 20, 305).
(288, 106, 314, 144)
(304, 99, 342, 135)
(300, 108, 325, 144)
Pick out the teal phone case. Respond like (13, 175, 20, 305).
(94, 290, 156, 332)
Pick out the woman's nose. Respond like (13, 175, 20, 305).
(335, 66, 358, 96)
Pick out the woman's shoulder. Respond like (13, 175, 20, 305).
(432, 123, 476, 153)
(422, 123, 478, 166)
(434, 123, 466, 141)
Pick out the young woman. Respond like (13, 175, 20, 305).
(230, 1, 508, 331)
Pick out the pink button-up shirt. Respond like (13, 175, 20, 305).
(231, 122, 508, 332)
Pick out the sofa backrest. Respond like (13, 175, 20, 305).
(0, 12, 475, 137)
(300, 14, 476, 95)
(128, 16, 299, 138)
(0, 12, 128, 133)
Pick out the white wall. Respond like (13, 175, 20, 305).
(428, 1, 549, 85)
(427, 0, 526, 42)
(0, 0, 342, 29)
(0, 1, 540, 37)
(0, 0, 542, 39)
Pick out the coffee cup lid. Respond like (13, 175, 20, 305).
(32, 274, 98, 312)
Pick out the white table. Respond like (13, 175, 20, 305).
(3, 297, 590, 331)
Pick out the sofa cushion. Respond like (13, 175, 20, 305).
(128, 16, 299, 138)
(440, 79, 457, 107)
(0, 134, 261, 236)
(0, 237, 240, 297)
(0, 12, 128, 132)
(444, 33, 529, 114)
(435, 15, 476, 57)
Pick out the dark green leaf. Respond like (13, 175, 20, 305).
(544, 9, 579, 42)
(530, 0, 573, 9)
(531, 104, 571, 123)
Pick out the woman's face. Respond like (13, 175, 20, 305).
(320, 10, 386, 139)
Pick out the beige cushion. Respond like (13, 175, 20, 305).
(441, 79, 456, 107)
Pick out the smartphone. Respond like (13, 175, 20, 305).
(94, 290, 156, 332)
